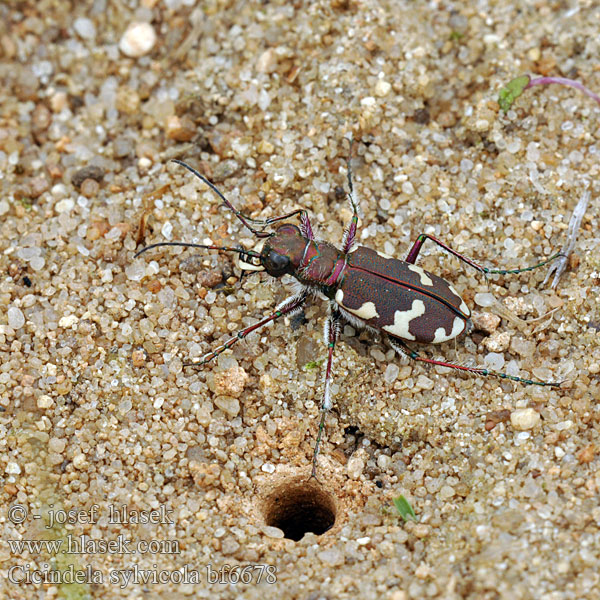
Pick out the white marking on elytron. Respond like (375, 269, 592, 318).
(382, 299, 426, 340)
(346, 301, 379, 320)
(432, 316, 466, 343)
(376, 250, 393, 259)
(448, 284, 470, 316)
(335, 289, 379, 320)
(407, 263, 434, 286)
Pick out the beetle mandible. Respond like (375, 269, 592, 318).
(136, 150, 563, 478)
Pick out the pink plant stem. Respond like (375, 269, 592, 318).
(527, 77, 600, 106)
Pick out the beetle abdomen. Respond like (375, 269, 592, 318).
(335, 246, 470, 344)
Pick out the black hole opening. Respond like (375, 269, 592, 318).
(264, 482, 336, 541)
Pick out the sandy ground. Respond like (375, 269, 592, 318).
(1, 1, 599, 599)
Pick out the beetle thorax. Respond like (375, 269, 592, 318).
(261, 224, 346, 295)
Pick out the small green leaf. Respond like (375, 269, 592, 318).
(449, 31, 463, 41)
(16, 197, 34, 210)
(303, 359, 325, 371)
(498, 75, 530, 113)
(393, 495, 417, 522)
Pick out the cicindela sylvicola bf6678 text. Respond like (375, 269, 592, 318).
(136, 153, 564, 478)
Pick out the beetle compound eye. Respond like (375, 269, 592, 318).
(276, 224, 301, 236)
(265, 251, 291, 276)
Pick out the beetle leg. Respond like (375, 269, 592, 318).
(299, 211, 316, 240)
(230, 208, 315, 236)
(311, 306, 342, 479)
(184, 291, 308, 368)
(341, 153, 360, 254)
(543, 189, 589, 289)
(232, 208, 316, 240)
(388, 336, 561, 388)
(405, 233, 563, 275)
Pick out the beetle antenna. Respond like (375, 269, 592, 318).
(134, 241, 262, 265)
(345, 137, 359, 214)
(171, 159, 273, 238)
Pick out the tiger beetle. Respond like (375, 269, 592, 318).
(136, 153, 564, 479)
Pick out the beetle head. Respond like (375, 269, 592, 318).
(260, 224, 305, 277)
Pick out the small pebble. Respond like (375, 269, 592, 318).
(318, 547, 345, 566)
(196, 270, 222, 288)
(118, 399, 132, 414)
(256, 48, 277, 73)
(29, 176, 49, 199)
(212, 159, 240, 182)
(221, 537, 240, 555)
(119, 22, 157, 58)
(214, 395, 240, 418)
(474, 293, 496, 308)
(125, 263, 146, 281)
(475, 119, 490, 131)
(72, 453, 87, 469)
(73, 17, 96, 40)
(131, 349, 146, 367)
(384, 364, 399, 384)
(577, 445, 595, 464)
(32, 104, 51, 133)
(48, 438, 66, 453)
(374, 79, 391, 97)
(50, 91, 68, 112)
(6, 462, 21, 475)
(72, 165, 104, 188)
(483, 331, 510, 352)
(8, 306, 25, 329)
(484, 352, 505, 371)
(58, 314, 78, 328)
(80, 178, 100, 198)
(347, 454, 365, 479)
(370, 347, 386, 362)
(30, 256, 45, 271)
(511, 408, 541, 431)
(213, 366, 248, 398)
(257, 140, 274, 154)
(37, 395, 54, 409)
(165, 115, 196, 141)
(510, 337, 535, 358)
(189, 462, 221, 487)
(261, 525, 284, 538)
(112, 136, 134, 158)
(416, 374, 434, 390)
(412, 524, 430, 538)
(377, 454, 391, 469)
(439, 485, 456, 500)
(507, 138, 522, 153)
(55, 198, 75, 213)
